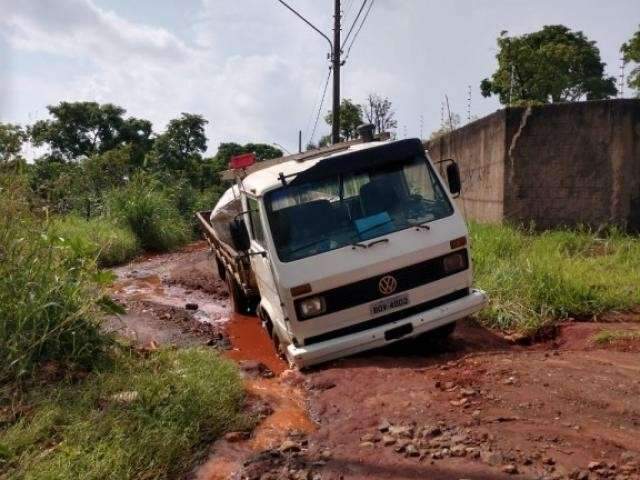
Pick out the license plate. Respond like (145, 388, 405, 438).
(370, 294, 410, 316)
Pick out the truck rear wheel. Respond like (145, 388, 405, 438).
(226, 274, 248, 313)
(225, 274, 258, 314)
(215, 258, 226, 281)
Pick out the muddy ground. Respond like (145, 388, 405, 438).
(109, 242, 640, 480)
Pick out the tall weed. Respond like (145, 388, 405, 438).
(470, 222, 640, 333)
(106, 176, 190, 252)
(0, 179, 109, 383)
(48, 215, 140, 267)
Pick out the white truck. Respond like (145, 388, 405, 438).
(197, 130, 487, 368)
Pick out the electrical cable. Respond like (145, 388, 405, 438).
(308, 67, 332, 145)
(342, 0, 374, 62)
(341, 0, 367, 49)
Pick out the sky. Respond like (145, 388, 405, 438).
(0, 0, 638, 156)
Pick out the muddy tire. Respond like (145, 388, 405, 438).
(416, 322, 456, 346)
(215, 257, 226, 281)
(422, 321, 456, 343)
(226, 274, 250, 314)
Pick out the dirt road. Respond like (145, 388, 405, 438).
(109, 243, 640, 480)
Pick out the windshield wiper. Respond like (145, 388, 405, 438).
(350, 219, 395, 250)
(289, 237, 330, 254)
(409, 220, 431, 231)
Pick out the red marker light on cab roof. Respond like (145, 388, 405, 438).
(229, 153, 256, 170)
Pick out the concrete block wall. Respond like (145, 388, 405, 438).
(425, 99, 640, 231)
(426, 109, 507, 223)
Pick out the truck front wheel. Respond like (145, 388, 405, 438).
(422, 321, 456, 343)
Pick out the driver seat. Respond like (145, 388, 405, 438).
(359, 177, 400, 216)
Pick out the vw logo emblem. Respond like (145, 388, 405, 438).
(378, 275, 398, 296)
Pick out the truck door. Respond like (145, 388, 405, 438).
(246, 197, 280, 314)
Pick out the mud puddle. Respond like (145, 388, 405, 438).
(109, 243, 316, 480)
(195, 313, 316, 480)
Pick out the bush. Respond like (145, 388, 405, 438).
(0, 349, 250, 480)
(48, 216, 140, 267)
(470, 222, 640, 334)
(107, 176, 190, 252)
(0, 180, 109, 384)
(165, 180, 225, 234)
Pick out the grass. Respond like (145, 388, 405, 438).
(106, 177, 190, 252)
(470, 222, 640, 334)
(592, 329, 640, 345)
(48, 215, 140, 267)
(0, 181, 110, 384)
(0, 348, 250, 480)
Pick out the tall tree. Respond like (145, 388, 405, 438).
(621, 26, 640, 97)
(363, 94, 397, 134)
(0, 123, 27, 164)
(325, 99, 364, 141)
(481, 26, 617, 105)
(150, 113, 208, 172)
(29, 101, 153, 161)
(243, 143, 282, 162)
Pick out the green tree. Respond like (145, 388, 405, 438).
(82, 145, 133, 195)
(363, 94, 397, 134)
(213, 142, 282, 167)
(481, 26, 617, 105)
(621, 26, 640, 96)
(150, 113, 208, 172)
(243, 143, 282, 162)
(0, 123, 27, 165)
(325, 99, 364, 141)
(30, 155, 86, 212)
(30, 102, 153, 161)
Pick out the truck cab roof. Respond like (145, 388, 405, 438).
(238, 138, 423, 197)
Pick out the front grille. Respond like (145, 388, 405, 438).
(304, 288, 469, 346)
(295, 249, 468, 320)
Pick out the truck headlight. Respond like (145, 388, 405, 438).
(443, 251, 467, 274)
(298, 296, 326, 319)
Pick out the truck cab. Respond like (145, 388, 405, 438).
(225, 137, 487, 367)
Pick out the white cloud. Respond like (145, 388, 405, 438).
(0, 0, 334, 152)
(2, 0, 192, 63)
(1, 0, 638, 154)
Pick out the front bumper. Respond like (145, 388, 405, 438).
(286, 288, 488, 368)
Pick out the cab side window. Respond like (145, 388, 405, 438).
(247, 197, 265, 246)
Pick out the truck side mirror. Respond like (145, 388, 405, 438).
(445, 161, 461, 197)
(229, 218, 250, 251)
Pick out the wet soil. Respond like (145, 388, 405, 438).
(108, 243, 640, 480)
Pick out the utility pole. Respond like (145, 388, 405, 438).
(619, 57, 625, 98)
(277, 0, 374, 145)
(331, 0, 341, 144)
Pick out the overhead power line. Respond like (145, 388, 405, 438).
(276, 0, 375, 144)
(343, 0, 374, 63)
(341, 0, 367, 49)
(309, 67, 333, 144)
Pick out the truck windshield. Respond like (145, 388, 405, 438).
(265, 155, 454, 262)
